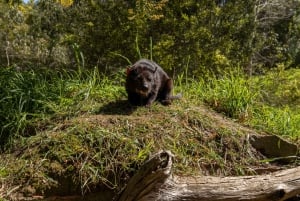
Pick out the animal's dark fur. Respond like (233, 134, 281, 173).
(125, 59, 181, 106)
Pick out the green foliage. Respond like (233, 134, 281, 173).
(250, 105, 300, 138)
(246, 68, 300, 138)
(149, 0, 256, 73)
(0, 0, 299, 74)
(184, 69, 256, 119)
(0, 67, 56, 146)
(181, 67, 300, 138)
(288, 13, 300, 67)
(253, 68, 300, 106)
(204, 73, 255, 119)
(0, 66, 125, 149)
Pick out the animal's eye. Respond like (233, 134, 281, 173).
(132, 69, 138, 75)
(146, 76, 152, 81)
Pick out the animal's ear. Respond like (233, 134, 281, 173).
(126, 67, 132, 76)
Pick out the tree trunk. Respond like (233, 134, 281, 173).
(117, 150, 300, 201)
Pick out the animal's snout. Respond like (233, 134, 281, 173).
(142, 83, 149, 90)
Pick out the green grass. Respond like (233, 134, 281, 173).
(0, 67, 125, 149)
(247, 69, 300, 138)
(250, 105, 300, 138)
(1, 65, 299, 148)
(191, 70, 256, 119)
(177, 67, 300, 140)
(251, 68, 300, 107)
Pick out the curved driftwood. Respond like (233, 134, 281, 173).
(118, 150, 300, 201)
(117, 151, 173, 201)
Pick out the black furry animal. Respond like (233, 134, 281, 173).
(125, 59, 181, 106)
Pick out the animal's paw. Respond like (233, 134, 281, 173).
(161, 99, 172, 106)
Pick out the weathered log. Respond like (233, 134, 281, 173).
(118, 150, 300, 201)
(117, 151, 173, 201)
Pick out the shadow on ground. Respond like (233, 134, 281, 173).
(96, 99, 137, 115)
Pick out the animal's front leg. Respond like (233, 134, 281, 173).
(160, 78, 173, 105)
(128, 92, 143, 106)
(146, 92, 158, 106)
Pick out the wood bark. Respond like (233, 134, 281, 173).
(117, 150, 300, 201)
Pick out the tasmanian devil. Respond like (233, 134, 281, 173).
(125, 59, 181, 106)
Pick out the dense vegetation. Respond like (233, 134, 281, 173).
(1, 0, 300, 73)
(0, 0, 300, 199)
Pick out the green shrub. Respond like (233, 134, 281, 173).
(186, 69, 257, 120)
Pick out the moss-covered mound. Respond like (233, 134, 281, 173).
(1, 99, 296, 200)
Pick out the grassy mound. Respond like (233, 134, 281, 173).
(1, 103, 269, 199)
(0, 67, 299, 200)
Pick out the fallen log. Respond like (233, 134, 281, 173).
(117, 150, 300, 201)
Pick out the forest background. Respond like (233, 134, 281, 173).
(2, 0, 300, 74)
